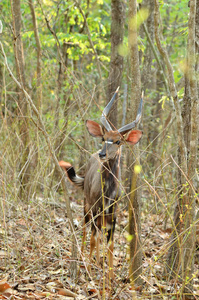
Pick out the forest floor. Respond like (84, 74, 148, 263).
(0, 188, 199, 300)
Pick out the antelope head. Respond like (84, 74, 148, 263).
(86, 88, 143, 162)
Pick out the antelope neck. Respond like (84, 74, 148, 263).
(102, 152, 120, 178)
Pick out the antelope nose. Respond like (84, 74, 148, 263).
(99, 152, 106, 159)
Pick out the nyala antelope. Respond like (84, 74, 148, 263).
(59, 88, 143, 278)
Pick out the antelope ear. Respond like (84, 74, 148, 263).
(86, 120, 104, 137)
(125, 130, 142, 145)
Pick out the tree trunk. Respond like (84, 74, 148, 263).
(11, 0, 30, 200)
(128, 0, 143, 286)
(182, 0, 198, 295)
(29, 0, 42, 110)
(28, 0, 43, 193)
(107, 0, 125, 128)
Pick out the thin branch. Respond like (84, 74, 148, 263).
(154, 0, 187, 175)
(141, 17, 170, 97)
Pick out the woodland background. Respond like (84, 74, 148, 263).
(0, 0, 198, 299)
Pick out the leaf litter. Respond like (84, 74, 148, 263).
(0, 190, 199, 299)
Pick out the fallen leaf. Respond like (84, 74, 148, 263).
(57, 288, 78, 297)
(0, 278, 11, 294)
(0, 251, 7, 257)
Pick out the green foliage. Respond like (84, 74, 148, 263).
(159, 0, 188, 77)
(0, 0, 192, 155)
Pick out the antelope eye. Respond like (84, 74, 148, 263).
(115, 140, 121, 145)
